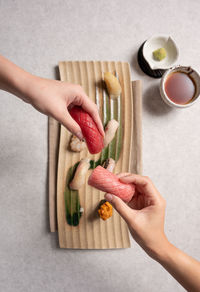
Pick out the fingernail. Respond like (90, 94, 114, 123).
(76, 131, 83, 140)
(120, 175, 130, 179)
(104, 193, 113, 202)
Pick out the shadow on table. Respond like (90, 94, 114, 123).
(45, 129, 59, 249)
(46, 66, 60, 248)
(143, 84, 174, 116)
(54, 65, 60, 80)
(131, 50, 145, 77)
(131, 51, 174, 116)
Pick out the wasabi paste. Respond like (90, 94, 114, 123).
(153, 48, 167, 61)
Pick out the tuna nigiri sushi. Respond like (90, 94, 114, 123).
(69, 106, 104, 154)
(88, 166, 135, 202)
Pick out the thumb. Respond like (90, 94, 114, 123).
(105, 193, 135, 224)
(58, 110, 83, 140)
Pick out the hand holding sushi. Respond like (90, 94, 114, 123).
(105, 173, 167, 258)
(105, 174, 200, 292)
(0, 55, 104, 140)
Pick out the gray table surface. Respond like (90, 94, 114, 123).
(0, 1, 200, 291)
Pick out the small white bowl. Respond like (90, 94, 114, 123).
(160, 66, 200, 108)
(143, 35, 179, 70)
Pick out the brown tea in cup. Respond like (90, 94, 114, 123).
(164, 72, 196, 105)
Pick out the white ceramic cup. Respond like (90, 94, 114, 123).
(160, 66, 200, 108)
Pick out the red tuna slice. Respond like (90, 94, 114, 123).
(69, 106, 104, 154)
(88, 166, 135, 202)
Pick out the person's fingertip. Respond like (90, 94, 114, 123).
(95, 118, 104, 137)
(104, 193, 113, 202)
(122, 174, 132, 178)
(101, 130, 105, 138)
(119, 175, 132, 182)
(63, 110, 83, 137)
(76, 131, 83, 140)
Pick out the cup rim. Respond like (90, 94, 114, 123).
(160, 66, 200, 108)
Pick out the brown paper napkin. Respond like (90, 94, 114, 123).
(48, 80, 142, 233)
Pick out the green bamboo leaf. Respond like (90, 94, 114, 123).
(64, 162, 82, 226)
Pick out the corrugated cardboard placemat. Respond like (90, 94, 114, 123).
(48, 61, 142, 249)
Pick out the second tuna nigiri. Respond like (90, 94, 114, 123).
(69, 106, 104, 154)
(88, 166, 135, 202)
